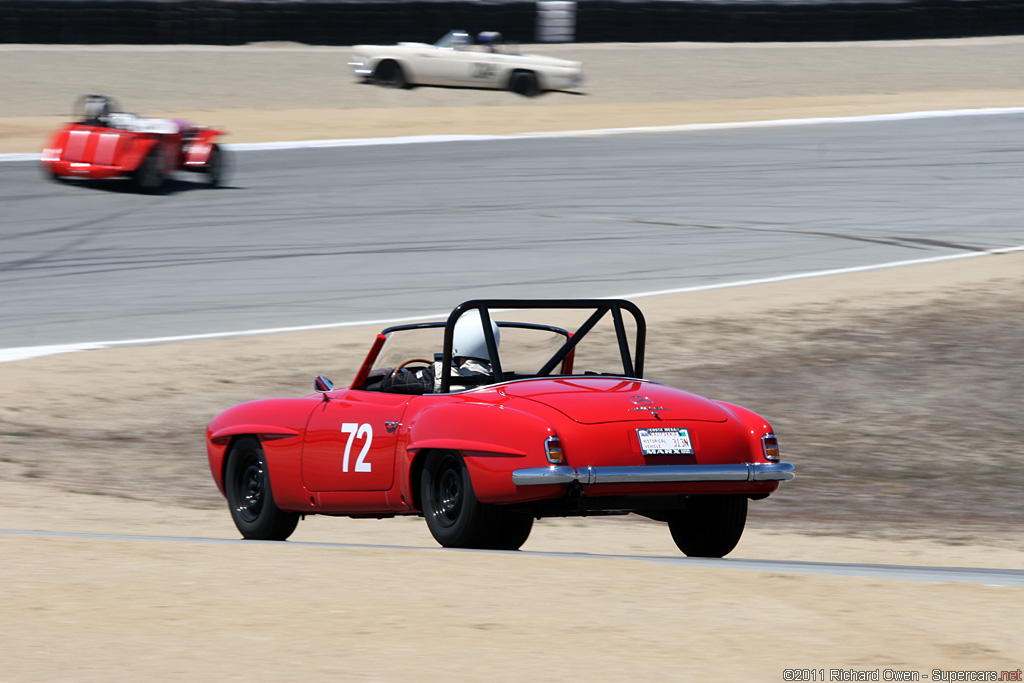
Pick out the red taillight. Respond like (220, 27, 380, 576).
(762, 433, 780, 462)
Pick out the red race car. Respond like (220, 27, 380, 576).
(40, 94, 226, 191)
(206, 299, 795, 557)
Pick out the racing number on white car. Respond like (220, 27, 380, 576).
(341, 423, 373, 473)
(471, 62, 496, 79)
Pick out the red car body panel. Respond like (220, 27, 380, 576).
(206, 377, 785, 512)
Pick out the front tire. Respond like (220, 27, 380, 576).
(667, 494, 747, 558)
(224, 436, 299, 540)
(374, 60, 409, 89)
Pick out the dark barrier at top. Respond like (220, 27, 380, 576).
(0, 0, 538, 45)
(577, 0, 1024, 42)
(1, 0, 1022, 45)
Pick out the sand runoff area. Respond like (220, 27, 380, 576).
(1, 37, 1023, 680)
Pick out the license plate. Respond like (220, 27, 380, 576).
(637, 427, 694, 455)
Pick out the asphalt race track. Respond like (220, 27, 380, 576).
(2, 113, 1023, 350)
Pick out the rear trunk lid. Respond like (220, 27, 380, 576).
(58, 125, 129, 166)
(501, 378, 729, 424)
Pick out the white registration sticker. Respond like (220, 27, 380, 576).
(637, 428, 694, 455)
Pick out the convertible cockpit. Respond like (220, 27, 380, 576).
(434, 29, 513, 54)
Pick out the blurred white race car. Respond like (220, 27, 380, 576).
(349, 30, 585, 97)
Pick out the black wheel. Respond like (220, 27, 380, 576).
(667, 495, 747, 558)
(374, 60, 408, 89)
(224, 436, 299, 541)
(421, 451, 532, 549)
(509, 71, 539, 97)
(132, 146, 164, 193)
(421, 451, 492, 548)
(203, 143, 226, 187)
(483, 509, 534, 551)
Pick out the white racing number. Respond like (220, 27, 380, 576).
(340, 423, 373, 473)
(471, 62, 496, 79)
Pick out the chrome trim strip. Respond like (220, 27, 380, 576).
(511, 462, 795, 486)
(512, 465, 578, 485)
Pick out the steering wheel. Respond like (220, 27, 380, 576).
(391, 358, 433, 377)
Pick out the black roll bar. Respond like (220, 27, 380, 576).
(440, 299, 646, 394)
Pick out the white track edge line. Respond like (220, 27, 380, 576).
(3, 245, 1022, 363)
(4, 106, 1024, 162)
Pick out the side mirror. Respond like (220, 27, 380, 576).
(314, 375, 334, 393)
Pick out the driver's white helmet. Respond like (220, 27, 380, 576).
(453, 311, 499, 361)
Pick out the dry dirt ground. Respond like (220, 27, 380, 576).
(1, 39, 1023, 681)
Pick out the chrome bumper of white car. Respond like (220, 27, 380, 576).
(348, 59, 372, 76)
(512, 462, 795, 486)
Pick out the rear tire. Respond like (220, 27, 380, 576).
(224, 436, 299, 541)
(420, 451, 534, 550)
(667, 495, 747, 558)
(484, 509, 534, 550)
(422, 451, 487, 547)
(509, 71, 539, 97)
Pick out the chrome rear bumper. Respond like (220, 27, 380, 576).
(512, 462, 795, 486)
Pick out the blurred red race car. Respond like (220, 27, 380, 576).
(206, 299, 795, 557)
(40, 94, 226, 191)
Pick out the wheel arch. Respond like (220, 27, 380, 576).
(406, 446, 449, 513)
(206, 397, 317, 508)
(403, 401, 559, 504)
(210, 431, 298, 498)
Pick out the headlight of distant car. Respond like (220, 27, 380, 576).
(761, 433, 780, 462)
